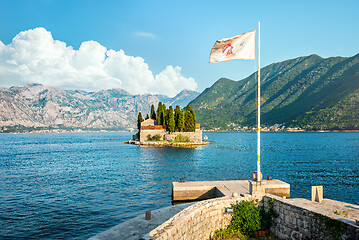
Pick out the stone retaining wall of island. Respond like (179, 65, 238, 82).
(164, 129, 202, 143)
(139, 119, 202, 143)
(139, 128, 167, 141)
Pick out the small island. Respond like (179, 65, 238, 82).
(125, 102, 208, 147)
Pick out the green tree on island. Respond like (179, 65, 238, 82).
(157, 102, 163, 125)
(137, 112, 144, 131)
(177, 109, 185, 132)
(145, 114, 149, 120)
(165, 108, 171, 127)
(184, 105, 196, 132)
(139, 103, 196, 132)
(174, 105, 181, 127)
(167, 106, 175, 133)
(161, 103, 167, 126)
(150, 104, 156, 120)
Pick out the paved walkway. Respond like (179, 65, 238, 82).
(89, 203, 193, 240)
(291, 198, 359, 225)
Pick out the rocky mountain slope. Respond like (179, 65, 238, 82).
(190, 53, 359, 130)
(0, 83, 199, 132)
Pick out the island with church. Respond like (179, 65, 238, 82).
(125, 102, 208, 147)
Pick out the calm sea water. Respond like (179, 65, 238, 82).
(0, 132, 358, 239)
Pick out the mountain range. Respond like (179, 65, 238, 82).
(0, 83, 199, 133)
(190, 53, 359, 130)
(2, 53, 359, 133)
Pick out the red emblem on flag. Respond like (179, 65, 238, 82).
(222, 42, 233, 56)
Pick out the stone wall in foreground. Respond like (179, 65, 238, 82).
(263, 194, 359, 240)
(145, 195, 254, 240)
(144, 194, 359, 240)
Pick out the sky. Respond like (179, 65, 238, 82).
(0, 0, 358, 97)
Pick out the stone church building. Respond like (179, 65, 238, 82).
(138, 118, 202, 143)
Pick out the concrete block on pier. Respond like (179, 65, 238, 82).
(172, 184, 218, 201)
(311, 186, 323, 203)
(265, 179, 290, 198)
(249, 180, 266, 198)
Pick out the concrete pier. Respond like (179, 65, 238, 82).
(172, 179, 290, 202)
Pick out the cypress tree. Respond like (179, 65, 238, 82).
(184, 105, 196, 132)
(145, 114, 149, 120)
(174, 105, 181, 130)
(168, 106, 175, 133)
(165, 108, 170, 127)
(190, 106, 196, 131)
(137, 112, 144, 131)
(159, 109, 164, 125)
(150, 104, 156, 120)
(177, 109, 184, 132)
(184, 107, 190, 132)
(161, 104, 166, 126)
(157, 102, 163, 125)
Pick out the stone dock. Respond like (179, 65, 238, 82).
(90, 179, 359, 240)
(172, 179, 290, 202)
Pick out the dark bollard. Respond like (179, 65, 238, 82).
(145, 211, 151, 220)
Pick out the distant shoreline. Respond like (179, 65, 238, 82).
(0, 130, 131, 134)
(203, 129, 359, 133)
(1, 129, 359, 134)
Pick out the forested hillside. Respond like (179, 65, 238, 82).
(190, 53, 359, 130)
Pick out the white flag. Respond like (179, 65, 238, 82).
(210, 30, 256, 63)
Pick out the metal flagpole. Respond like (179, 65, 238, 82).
(257, 21, 261, 182)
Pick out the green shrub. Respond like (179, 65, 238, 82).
(229, 200, 262, 236)
(147, 134, 152, 141)
(211, 199, 278, 239)
(146, 134, 161, 141)
(153, 134, 161, 141)
(211, 227, 247, 240)
(174, 134, 190, 142)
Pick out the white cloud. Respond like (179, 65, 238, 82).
(0, 27, 196, 97)
(133, 31, 157, 39)
(154, 66, 196, 96)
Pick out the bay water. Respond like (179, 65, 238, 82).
(0, 132, 358, 239)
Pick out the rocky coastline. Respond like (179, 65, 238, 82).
(124, 140, 209, 148)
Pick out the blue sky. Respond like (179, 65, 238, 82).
(0, 0, 358, 95)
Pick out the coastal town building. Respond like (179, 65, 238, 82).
(138, 118, 202, 143)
